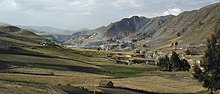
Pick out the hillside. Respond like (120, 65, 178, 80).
(65, 3, 220, 51)
(64, 15, 173, 47)
(104, 16, 150, 39)
(0, 25, 46, 47)
(147, 2, 220, 49)
(131, 15, 174, 40)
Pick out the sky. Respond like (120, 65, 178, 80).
(0, 0, 219, 30)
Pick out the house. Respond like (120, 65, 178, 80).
(100, 44, 118, 50)
(116, 60, 130, 65)
(40, 41, 55, 46)
(99, 80, 114, 88)
(40, 42, 49, 46)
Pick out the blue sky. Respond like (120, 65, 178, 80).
(0, 0, 219, 30)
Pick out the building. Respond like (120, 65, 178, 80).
(99, 80, 114, 88)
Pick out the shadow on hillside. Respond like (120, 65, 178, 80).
(59, 86, 97, 94)
(0, 71, 62, 76)
(100, 86, 184, 94)
(0, 48, 57, 58)
(0, 60, 105, 74)
(0, 47, 96, 66)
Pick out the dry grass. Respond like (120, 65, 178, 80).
(0, 80, 64, 94)
(112, 72, 206, 93)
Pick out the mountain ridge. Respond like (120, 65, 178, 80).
(148, 2, 220, 48)
(64, 15, 174, 45)
(65, 3, 220, 50)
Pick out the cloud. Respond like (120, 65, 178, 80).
(65, 0, 98, 15)
(111, 0, 144, 10)
(8, 0, 16, 7)
(163, 8, 181, 15)
(7, 0, 99, 15)
(1, 0, 220, 30)
(0, 0, 19, 11)
(46, 6, 66, 10)
(69, 0, 97, 8)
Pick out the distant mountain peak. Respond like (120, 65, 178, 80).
(17, 25, 76, 35)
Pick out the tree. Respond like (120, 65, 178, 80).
(157, 55, 171, 71)
(97, 47, 101, 51)
(177, 32, 181, 37)
(175, 42, 178, 46)
(181, 59, 191, 71)
(158, 51, 191, 71)
(170, 51, 181, 71)
(194, 30, 220, 94)
(185, 49, 191, 55)
(193, 64, 203, 82)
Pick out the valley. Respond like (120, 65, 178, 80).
(0, 25, 206, 93)
(0, 2, 219, 94)
(0, 46, 205, 94)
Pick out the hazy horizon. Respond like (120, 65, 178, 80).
(0, 0, 219, 30)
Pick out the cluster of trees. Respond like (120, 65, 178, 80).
(157, 51, 190, 71)
(193, 30, 220, 94)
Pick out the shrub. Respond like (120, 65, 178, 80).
(157, 51, 190, 71)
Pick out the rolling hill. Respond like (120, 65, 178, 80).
(0, 25, 45, 47)
(18, 26, 75, 42)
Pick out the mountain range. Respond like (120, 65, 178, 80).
(64, 3, 220, 50)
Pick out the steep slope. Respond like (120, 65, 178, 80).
(104, 16, 150, 39)
(65, 16, 150, 44)
(130, 15, 174, 40)
(147, 3, 220, 48)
